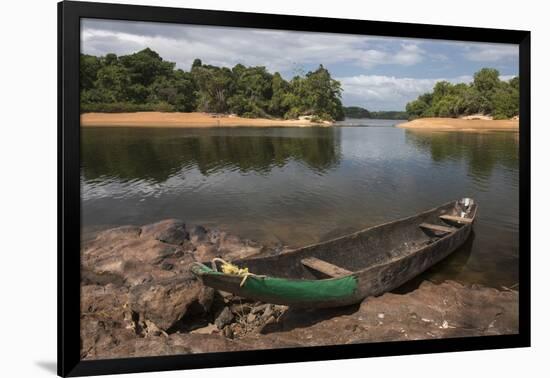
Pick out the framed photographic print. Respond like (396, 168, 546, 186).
(58, 0, 530, 376)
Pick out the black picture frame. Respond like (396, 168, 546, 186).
(58, 1, 531, 376)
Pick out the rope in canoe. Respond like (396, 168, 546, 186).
(211, 257, 266, 287)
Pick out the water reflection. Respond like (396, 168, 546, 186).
(82, 127, 342, 182)
(405, 130, 519, 180)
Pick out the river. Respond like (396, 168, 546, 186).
(81, 119, 519, 288)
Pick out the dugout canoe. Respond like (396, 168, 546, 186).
(191, 198, 477, 308)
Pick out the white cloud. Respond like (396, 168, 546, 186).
(81, 20, 428, 73)
(462, 44, 518, 62)
(353, 43, 425, 68)
(500, 74, 517, 81)
(337, 74, 474, 110)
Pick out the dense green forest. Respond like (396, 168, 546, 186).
(342, 106, 371, 118)
(369, 111, 408, 120)
(406, 68, 519, 120)
(80, 48, 345, 121)
(343, 106, 408, 120)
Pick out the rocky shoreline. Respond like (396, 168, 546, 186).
(81, 219, 518, 360)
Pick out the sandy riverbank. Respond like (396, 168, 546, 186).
(81, 112, 332, 128)
(398, 117, 519, 132)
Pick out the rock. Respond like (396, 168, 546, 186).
(258, 315, 276, 333)
(82, 225, 191, 286)
(205, 229, 262, 260)
(223, 326, 234, 339)
(94, 225, 142, 241)
(81, 323, 137, 360)
(262, 304, 274, 319)
(160, 261, 174, 270)
(129, 274, 210, 331)
(220, 235, 262, 260)
(190, 323, 218, 335)
(81, 283, 130, 318)
(193, 243, 219, 262)
(80, 220, 519, 360)
(247, 280, 518, 347)
(247, 313, 257, 323)
(141, 219, 189, 245)
(251, 303, 269, 314)
(215, 307, 234, 329)
(189, 225, 208, 244)
(230, 303, 252, 315)
(80, 284, 136, 360)
(191, 286, 216, 315)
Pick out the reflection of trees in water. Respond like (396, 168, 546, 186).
(405, 130, 519, 179)
(81, 128, 342, 182)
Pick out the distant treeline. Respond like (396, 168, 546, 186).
(80, 48, 345, 121)
(406, 68, 519, 120)
(343, 106, 408, 120)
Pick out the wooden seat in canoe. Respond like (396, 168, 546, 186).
(301, 257, 352, 278)
(439, 214, 473, 224)
(419, 223, 456, 234)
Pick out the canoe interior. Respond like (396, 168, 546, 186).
(229, 199, 477, 280)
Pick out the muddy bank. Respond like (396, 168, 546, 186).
(81, 112, 332, 128)
(81, 219, 518, 360)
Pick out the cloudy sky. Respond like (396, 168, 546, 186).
(81, 19, 519, 110)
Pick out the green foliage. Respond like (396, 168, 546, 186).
(80, 102, 176, 113)
(369, 111, 408, 120)
(405, 68, 519, 120)
(80, 54, 102, 91)
(342, 106, 408, 120)
(80, 48, 344, 121)
(343, 106, 371, 118)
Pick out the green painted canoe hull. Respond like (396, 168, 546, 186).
(191, 263, 360, 308)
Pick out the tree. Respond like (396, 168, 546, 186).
(473, 68, 500, 93)
(192, 58, 202, 69)
(80, 54, 102, 91)
(343, 106, 371, 118)
(80, 48, 345, 120)
(95, 64, 131, 102)
(119, 48, 175, 87)
(405, 68, 519, 119)
(228, 65, 273, 117)
(405, 93, 432, 119)
(192, 65, 234, 113)
(268, 72, 290, 117)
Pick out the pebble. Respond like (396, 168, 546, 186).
(214, 307, 234, 329)
(247, 313, 257, 323)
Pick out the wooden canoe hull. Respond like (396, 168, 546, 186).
(192, 264, 361, 308)
(192, 199, 477, 308)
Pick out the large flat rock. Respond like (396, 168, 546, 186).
(81, 220, 263, 339)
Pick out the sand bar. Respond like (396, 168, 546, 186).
(398, 117, 519, 132)
(81, 112, 331, 128)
